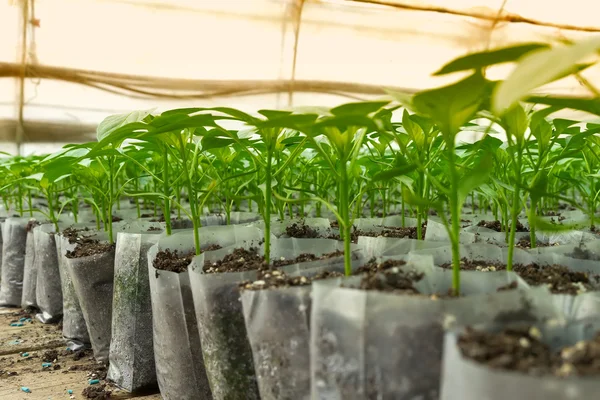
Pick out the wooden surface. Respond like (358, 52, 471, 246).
(0, 308, 162, 399)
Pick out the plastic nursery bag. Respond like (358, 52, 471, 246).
(411, 243, 600, 321)
(240, 255, 366, 400)
(20, 228, 37, 308)
(35, 225, 63, 323)
(0, 218, 31, 306)
(250, 217, 332, 238)
(440, 319, 600, 400)
(310, 256, 563, 400)
(65, 230, 115, 362)
(148, 225, 262, 400)
(424, 218, 478, 244)
(57, 233, 91, 349)
(107, 223, 163, 392)
(190, 237, 361, 400)
(357, 236, 449, 258)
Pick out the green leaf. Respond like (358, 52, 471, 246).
(500, 103, 528, 143)
(402, 110, 425, 149)
(531, 215, 586, 232)
(434, 43, 550, 75)
(493, 37, 600, 114)
(529, 173, 548, 204)
(330, 101, 390, 116)
(525, 95, 600, 117)
(258, 110, 292, 119)
(458, 154, 494, 206)
(97, 109, 154, 141)
(201, 136, 234, 151)
(413, 72, 491, 138)
(372, 164, 417, 182)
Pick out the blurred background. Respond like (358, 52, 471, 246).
(1, 0, 599, 155)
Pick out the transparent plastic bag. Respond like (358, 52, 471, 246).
(107, 224, 162, 391)
(148, 225, 262, 400)
(20, 230, 37, 308)
(0, 218, 30, 306)
(440, 319, 600, 400)
(310, 257, 561, 400)
(35, 224, 63, 323)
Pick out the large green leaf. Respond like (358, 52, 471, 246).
(500, 103, 528, 143)
(493, 37, 600, 114)
(525, 95, 600, 117)
(97, 109, 154, 141)
(434, 43, 549, 75)
(413, 72, 491, 138)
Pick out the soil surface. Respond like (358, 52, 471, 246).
(25, 220, 41, 233)
(458, 325, 600, 377)
(441, 259, 596, 295)
(285, 222, 320, 238)
(354, 258, 406, 275)
(63, 228, 115, 259)
(240, 269, 343, 290)
(153, 244, 223, 273)
(358, 225, 427, 240)
(271, 250, 345, 268)
(203, 247, 265, 274)
(515, 238, 552, 249)
(477, 220, 528, 232)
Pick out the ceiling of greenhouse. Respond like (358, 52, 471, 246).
(1, 0, 600, 153)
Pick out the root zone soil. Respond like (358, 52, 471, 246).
(440, 259, 597, 295)
(477, 220, 528, 232)
(63, 228, 115, 259)
(153, 244, 223, 273)
(458, 325, 600, 378)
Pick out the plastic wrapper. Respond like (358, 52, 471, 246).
(65, 230, 115, 361)
(107, 223, 162, 392)
(440, 319, 600, 400)
(189, 236, 352, 400)
(20, 230, 37, 308)
(148, 225, 263, 400)
(310, 256, 562, 400)
(0, 218, 30, 306)
(240, 254, 366, 400)
(35, 225, 63, 323)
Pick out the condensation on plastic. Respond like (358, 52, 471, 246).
(108, 226, 162, 392)
(440, 319, 600, 400)
(35, 224, 63, 323)
(148, 225, 263, 400)
(0, 218, 30, 306)
(20, 230, 37, 308)
(65, 230, 115, 362)
(309, 256, 563, 400)
(240, 252, 367, 400)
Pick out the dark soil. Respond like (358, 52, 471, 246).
(82, 383, 111, 399)
(140, 213, 153, 218)
(357, 225, 427, 240)
(354, 258, 406, 275)
(285, 222, 320, 238)
(441, 259, 596, 295)
(515, 238, 551, 249)
(153, 244, 223, 273)
(240, 269, 343, 290)
(147, 226, 162, 232)
(64, 228, 115, 259)
(203, 247, 265, 274)
(477, 220, 528, 232)
(42, 350, 59, 363)
(25, 219, 40, 232)
(271, 250, 345, 268)
(458, 325, 600, 378)
(111, 215, 122, 222)
(359, 268, 424, 295)
(568, 246, 600, 261)
(153, 249, 194, 273)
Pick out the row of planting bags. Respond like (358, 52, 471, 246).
(0, 210, 599, 399)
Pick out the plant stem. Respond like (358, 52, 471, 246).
(447, 140, 461, 295)
(264, 149, 273, 265)
(163, 148, 172, 235)
(339, 159, 352, 276)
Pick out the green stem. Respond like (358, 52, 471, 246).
(264, 149, 273, 265)
(339, 159, 352, 276)
(529, 201, 537, 248)
(448, 141, 461, 295)
(163, 149, 172, 236)
(178, 136, 201, 255)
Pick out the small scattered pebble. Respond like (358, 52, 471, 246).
(21, 387, 31, 393)
(88, 379, 100, 385)
(21, 352, 29, 357)
(42, 362, 52, 368)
